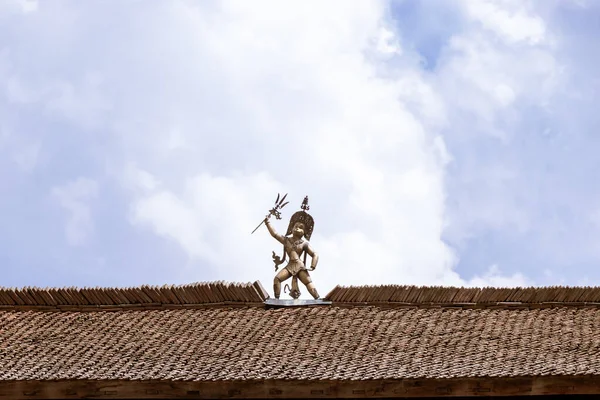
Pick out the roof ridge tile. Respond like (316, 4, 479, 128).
(0, 281, 269, 308)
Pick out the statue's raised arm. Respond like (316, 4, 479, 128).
(265, 218, 285, 244)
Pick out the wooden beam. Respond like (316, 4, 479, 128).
(2, 376, 600, 399)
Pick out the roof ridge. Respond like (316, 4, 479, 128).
(324, 284, 600, 304)
(0, 281, 269, 307)
(5, 283, 600, 309)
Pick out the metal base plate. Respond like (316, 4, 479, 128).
(264, 298, 332, 308)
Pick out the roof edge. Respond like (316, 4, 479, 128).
(0, 281, 269, 308)
(5, 282, 600, 310)
(325, 284, 600, 304)
(1, 376, 598, 398)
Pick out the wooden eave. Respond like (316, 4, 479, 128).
(3, 376, 600, 399)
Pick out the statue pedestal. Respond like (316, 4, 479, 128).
(264, 298, 332, 308)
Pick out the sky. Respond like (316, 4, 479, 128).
(1, 0, 600, 297)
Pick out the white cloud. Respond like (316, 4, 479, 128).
(3, 70, 110, 131)
(122, 164, 160, 192)
(108, 1, 469, 294)
(375, 26, 402, 56)
(436, 33, 558, 139)
(0, 0, 38, 15)
(461, 0, 546, 44)
(433, 0, 562, 249)
(130, 170, 286, 283)
(52, 178, 98, 246)
(3, 0, 581, 291)
(102, 0, 562, 293)
(467, 264, 529, 287)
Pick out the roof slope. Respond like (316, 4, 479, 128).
(2, 305, 600, 381)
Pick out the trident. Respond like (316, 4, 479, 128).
(251, 193, 289, 234)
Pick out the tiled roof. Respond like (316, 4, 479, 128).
(325, 285, 600, 305)
(4, 283, 600, 309)
(0, 281, 268, 309)
(2, 303, 600, 381)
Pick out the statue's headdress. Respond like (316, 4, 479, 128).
(286, 196, 314, 240)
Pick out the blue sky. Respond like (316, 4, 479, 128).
(1, 0, 600, 295)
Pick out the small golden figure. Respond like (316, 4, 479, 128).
(264, 196, 320, 299)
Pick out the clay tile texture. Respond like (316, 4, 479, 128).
(0, 281, 269, 307)
(2, 305, 600, 381)
(325, 284, 600, 304)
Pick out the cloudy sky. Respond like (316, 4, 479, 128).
(1, 0, 599, 297)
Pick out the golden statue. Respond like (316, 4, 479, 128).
(253, 195, 320, 299)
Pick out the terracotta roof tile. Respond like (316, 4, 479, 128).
(325, 285, 600, 305)
(2, 306, 600, 381)
(0, 281, 268, 308)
